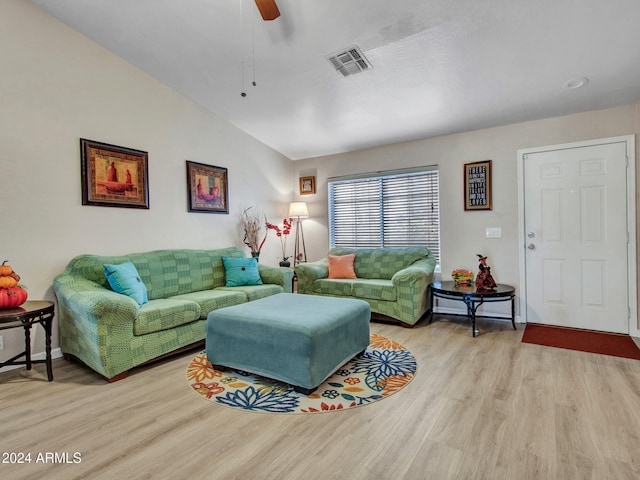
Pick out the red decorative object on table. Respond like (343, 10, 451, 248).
(0, 260, 28, 308)
(476, 254, 497, 291)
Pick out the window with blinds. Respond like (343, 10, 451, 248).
(328, 168, 440, 263)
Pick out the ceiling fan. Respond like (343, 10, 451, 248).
(254, 0, 280, 21)
(238, 0, 279, 96)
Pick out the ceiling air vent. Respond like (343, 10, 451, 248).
(326, 45, 372, 77)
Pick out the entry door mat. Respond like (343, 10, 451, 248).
(522, 323, 640, 360)
(186, 334, 416, 414)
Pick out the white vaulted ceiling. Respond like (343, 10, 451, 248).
(28, 0, 640, 160)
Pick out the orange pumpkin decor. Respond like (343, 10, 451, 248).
(0, 260, 28, 309)
(0, 260, 12, 276)
(0, 276, 18, 288)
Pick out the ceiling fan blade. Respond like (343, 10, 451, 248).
(254, 0, 280, 21)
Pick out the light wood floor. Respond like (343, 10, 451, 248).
(1, 316, 639, 480)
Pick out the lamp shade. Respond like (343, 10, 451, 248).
(288, 201, 309, 218)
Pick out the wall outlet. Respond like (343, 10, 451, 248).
(0, 335, 3, 350)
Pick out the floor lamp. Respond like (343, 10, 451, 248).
(289, 201, 309, 265)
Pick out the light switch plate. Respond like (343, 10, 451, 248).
(486, 227, 502, 238)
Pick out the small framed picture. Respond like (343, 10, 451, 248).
(300, 176, 316, 195)
(464, 160, 492, 211)
(80, 138, 149, 209)
(186, 161, 229, 214)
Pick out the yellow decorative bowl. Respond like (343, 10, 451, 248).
(451, 269, 474, 285)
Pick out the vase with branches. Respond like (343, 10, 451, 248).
(266, 218, 293, 266)
(242, 207, 268, 260)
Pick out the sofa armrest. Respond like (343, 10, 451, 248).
(54, 275, 139, 327)
(391, 258, 436, 286)
(258, 264, 295, 293)
(294, 260, 329, 293)
(391, 257, 437, 301)
(390, 257, 437, 322)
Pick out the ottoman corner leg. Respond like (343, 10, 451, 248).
(293, 385, 317, 395)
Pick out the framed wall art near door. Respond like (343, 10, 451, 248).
(186, 161, 229, 214)
(464, 160, 492, 211)
(80, 138, 149, 209)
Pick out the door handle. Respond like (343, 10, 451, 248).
(527, 243, 536, 250)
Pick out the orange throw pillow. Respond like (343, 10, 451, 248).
(328, 254, 357, 279)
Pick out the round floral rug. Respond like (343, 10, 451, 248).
(186, 334, 417, 414)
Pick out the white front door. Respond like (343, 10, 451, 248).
(522, 140, 631, 333)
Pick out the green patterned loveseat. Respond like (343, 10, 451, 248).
(295, 247, 436, 327)
(54, 247, 293, 381)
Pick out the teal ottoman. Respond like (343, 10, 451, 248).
(206, 293, 371, 394)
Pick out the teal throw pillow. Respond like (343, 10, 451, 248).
(222, 256, 263, 287)
(103, 261, 149, 306)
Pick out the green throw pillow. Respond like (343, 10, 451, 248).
(103, 261, 149, 306)
(222, 256, 263, 287)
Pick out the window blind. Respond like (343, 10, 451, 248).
(328, 169, 440, 262)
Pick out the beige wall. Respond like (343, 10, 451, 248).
(0, 0, 293, 359)
(293, 104, 639, 322)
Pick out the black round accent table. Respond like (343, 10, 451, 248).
(429, 281, 516, 337)
(0, 301, 55, 380)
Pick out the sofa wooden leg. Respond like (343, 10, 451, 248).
(400, 322, 416, 329)
(105, 371, 129, 383)
(63, 352, 129, 382)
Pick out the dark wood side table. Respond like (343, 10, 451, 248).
(429, 281, 516, 337)
(0, 301, 55, 380)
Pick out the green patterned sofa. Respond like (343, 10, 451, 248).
(54, 247, 293, 381)
(295, 246, 436, 327)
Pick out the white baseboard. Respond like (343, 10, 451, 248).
(0, 347, 63, 375)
